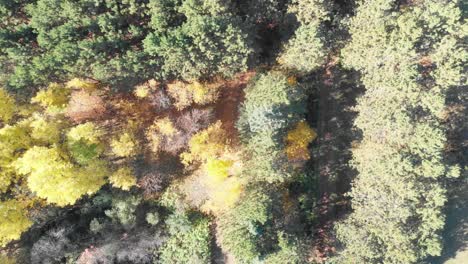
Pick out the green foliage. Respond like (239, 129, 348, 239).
(105, 195, 142, 228)
(238, 72, 308, 183)
(263, 232, 307, 264)
(334, 1, 466, 263)
(0, 0, 253, 90)
(278, 0, 330, 73)
(159, 213, 212, 264)
(278, 23, 327, 73)
(144, 0, 252, 80)
(216, 188, 272, 263)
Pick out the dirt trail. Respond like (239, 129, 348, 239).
(311, 62, 362, 262)
(214, 71, 256, 144)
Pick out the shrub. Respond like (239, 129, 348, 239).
(0, 200, 32, 247)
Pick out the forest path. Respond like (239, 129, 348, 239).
(214, 71, 256, 145)
(311, 62, 363, 262)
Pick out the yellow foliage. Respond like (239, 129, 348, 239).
(0, 253, 16, 264)
(167, 81, 220, 110)
(202, 177, 242, 213)
(66, 78, 99, 91)
(31, 83, 70, 113)
(285, 121, 317, 161)
(0, 123, 31, 193)
(134, 85, 150, 98)
(111, 132, 139, 158)
(154, 117, 177, 136)
(67, 122, 103, 144)
(204, 158, 233, 184)
(29, 114, 64, 144)
(15, 147, 107, 206)
(0, 199, 32, 247)
(0, 88, 16, 123)
(109, 167, 137, 191)
(287, 76, 298, 85)
(189, 81, 219, 105)
(181, 121, 227, 165)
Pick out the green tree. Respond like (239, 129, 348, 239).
(237, 72, 308, 183)
(334, 1, 466, 263)
(278, 0, 330, 73)
(159, 213, 212, 264)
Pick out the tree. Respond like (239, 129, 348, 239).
(181, 121, 229, 165)
(65, 89, 106, 123)
(0, 199, 32, 247)
(166, 81, 221, 110)
(29, 114, 64, 145)
(277, 0, 331, 73)
(159, 214, 212, 264)
(144, 0, 253, 80)
(15, 146, 107, 206)
(284, 121, 317, 161)
(67, 122, 104, 164)
(0, 123, 31, 193)
(237, 72, 309, 183)
(111, 131, 140, 158)
(334, 1, 466, 262)
(109, 167, 137, 191)
(0, 88, 16, 123)
(31, 83, 70, 113)
(216, 188, 272, 263)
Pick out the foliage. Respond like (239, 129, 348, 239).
(105, 195, 142, 228)
(334, 0, 466, 263)
(216, 188, 272, 263)
(284, 121, 317, 161)
(0, 88, 16, 123)
(238, 72, 308, 183)
(31, 227, 77, 264)
(15, 146, 107, 206)
(29, 114, 64, 145)
(278, 23, 327, 73)
(144, 0, 253, 80)
(263, 232, 307, 264)
(181, 121, 228, 165)
(109, 167, 137, 191)
(277, 0, 330, 73)
(111, 131, 140, 158)
(159, 214, 212, 264)
(0, 199, 32, 247)
(65, 90, 106, 123)
(31, 83, 70, 113)
(166, 81, 221, 110)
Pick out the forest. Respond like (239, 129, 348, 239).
(0, 0, 466, 263)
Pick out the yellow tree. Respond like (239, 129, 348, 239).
(0, 88, 16, 123)
(109, 166, 137, 191)
(111, 131, 139, 158)
(284, 121, 317, 161)
(181, 121, 227, 165)
(181, 122, 243, 214)
(166, 81, 220, 110)
(0, 123, 31, 193)
(0, 199, 32, 247)
(15, 146, 107, 206)
(31, 83, 71, 113)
